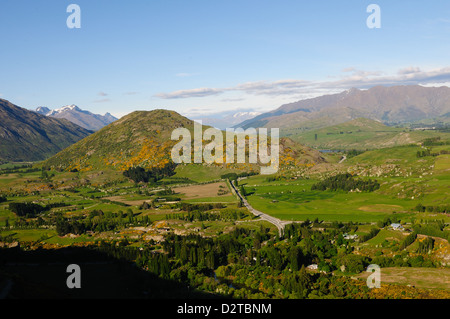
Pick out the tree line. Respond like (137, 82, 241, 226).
(311, 173, 380, 192)
(359, 228, 380, 242)
(416, 148, 449, 158)
(414, 203, 450, 214)
(55, 209, 151, 236)
(165, 209, 249, 222)
(177, 202, 225, 213)
(221, 171, 258, 182)
(412, 221, 450, 241)
(8, 202, 68, 218)
(422, 137, 450, 147)
(123, 161, 177, 183)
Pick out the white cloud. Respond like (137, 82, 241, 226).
(397, 67, 421, 75)
(155, 87, 224, 99)
(181, 106, 262, 119)
(154, 66, 450, 101)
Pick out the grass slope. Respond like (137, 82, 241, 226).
(288, 118, 450, 150)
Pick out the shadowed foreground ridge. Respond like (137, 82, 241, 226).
(0, 246, 218, 299)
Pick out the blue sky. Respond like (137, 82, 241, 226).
(1, 0, 450, 118)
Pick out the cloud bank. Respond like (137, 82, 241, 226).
(154, 66, 450, 100)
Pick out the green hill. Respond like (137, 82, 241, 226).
(43, 109, 193, 172)
(43, 109, 326, 174)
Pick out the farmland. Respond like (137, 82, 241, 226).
(1, 139, 449, 299)
(238, 142, 450, 224)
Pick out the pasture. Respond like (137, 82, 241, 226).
(242, 176, 417, 223)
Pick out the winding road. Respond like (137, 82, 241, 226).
(230, 180, 291, 237)
(339, 155, 347, 164)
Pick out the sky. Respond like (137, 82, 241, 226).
(1, 0, 450, 119)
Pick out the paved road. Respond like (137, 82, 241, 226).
(338, 155, 347, 164)
(230, 180, 290, 237)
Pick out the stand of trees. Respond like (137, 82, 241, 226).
(123, 161, 177, 183)
(413, 221, 450, 241)
(417, 237, 435, 254)
(55, 209, 152, 236)
(399, 232, 417, 250)
(359, 228, 380, 242)
(8, 202, 45, 217)
(8, 202, 68, 218)
(177, 202, 225, 213)
(416, 148, 449, 158)
(414, 203, 450, 214)
(311, 173, 380, 192)
(221, 172, 258, 182)
(422, 137, 450, 147)
(166, 209, 249, 222)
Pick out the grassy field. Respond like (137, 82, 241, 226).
(240, 142, 450, 223)
(242, 176, 417, 222)
(356, 267, 450, 290)
(365, 229, 406, 246)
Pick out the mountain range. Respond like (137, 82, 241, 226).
(35, 105, 117, 131)
(4, 84, 450, 164)
(0, 99, 91, 162)
(237, 85, 450, 134)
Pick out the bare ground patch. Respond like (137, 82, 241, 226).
(358, 204, 403, 213)
(172, 182, 228, 199)
(357, 267, 450, 290)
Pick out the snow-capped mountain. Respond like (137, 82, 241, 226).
(35, 105, 118, 131)
(232, 111, 261, 120)
(195, 111, 262, 129)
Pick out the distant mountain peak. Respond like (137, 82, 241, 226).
(47, 104, 81, 115)
(35, 106, 51, 115)
(232, 111, 261, 119)
(60, 104, 80, 111)
(35, 105, 117, 131)
(193, 110, 262, 130)
(346, 87, 360, 95)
